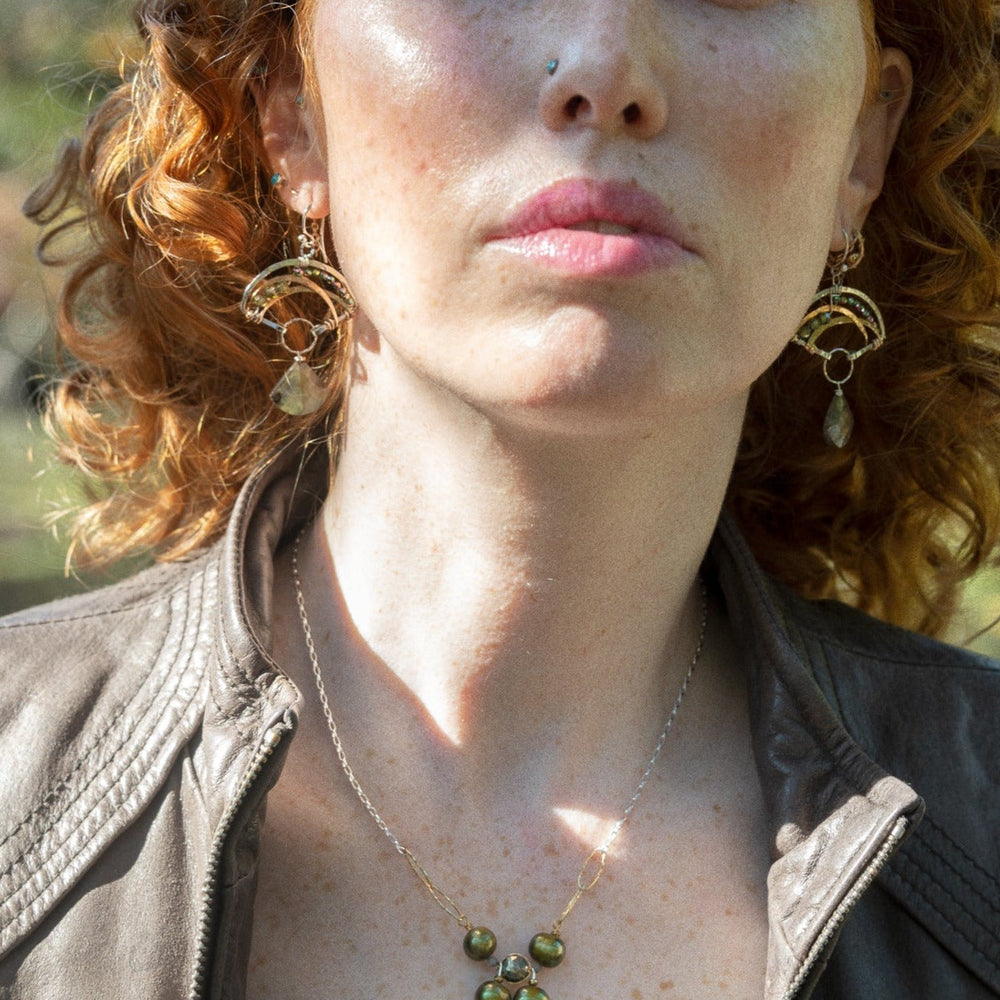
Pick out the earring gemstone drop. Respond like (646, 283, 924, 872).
(823, 387, 854, 448)
(270, 357, 327, 415)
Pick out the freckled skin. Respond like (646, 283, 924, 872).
(300, 0, 874, 439)
(249, 4, 909, 1000)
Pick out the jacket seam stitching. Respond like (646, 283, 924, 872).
(922, 815, 1000, 908)
(0, 657, 204, 939)
(0, 685, 148, 858)
(228, 510, 257, 688)
(0, 568, 204, 632)
(218, 621, 260, 695)
(794, 620, 999, 674)
(888, 848, 1000, 969)
(0, 593, 184, 856)
(0, 579, 198, 895)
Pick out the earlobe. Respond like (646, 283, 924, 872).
(837, 47, 913, 237)
(258, 71, 331, 218)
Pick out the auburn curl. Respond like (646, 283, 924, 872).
(23, 0, 1000, 637)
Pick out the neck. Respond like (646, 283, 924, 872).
(301, 342, 746, 787)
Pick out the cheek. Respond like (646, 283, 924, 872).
(711, 38, 859, 195)
(309, 2, 512, 299)
(311, 3, 503, 192)
(682, 32, 867, 377)
(698, 24, 867, 263)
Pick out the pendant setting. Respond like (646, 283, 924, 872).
(464, 927, 565, 1000)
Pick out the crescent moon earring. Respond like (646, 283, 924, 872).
(791, 230, 886, 448)
(241, 208, 357, 416)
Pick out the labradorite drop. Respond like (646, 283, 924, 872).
(528, 933, 565, 968)
(269, 359, 327, 416)
(475, 982, 512, 1000)
(498, 955, 533, 984)
(823, 390, 854, 449)
(514, 987, 550, 1000)
(464, 927, 499, 962)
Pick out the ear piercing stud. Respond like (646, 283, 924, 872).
(545, 59, 559, 76)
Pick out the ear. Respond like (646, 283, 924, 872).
(258, 68, 330, 219)
(834, 47, 913, 243)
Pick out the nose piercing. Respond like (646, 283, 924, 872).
(546, 58, 559, 76)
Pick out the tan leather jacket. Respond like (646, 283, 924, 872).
(1, 448, 998, 999)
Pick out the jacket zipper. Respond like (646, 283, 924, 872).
(187, 719, 290, 1000)
(780, 814, 910, 1000)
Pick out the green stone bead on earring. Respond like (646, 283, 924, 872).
(464, 927, 498, 961)
(475, 981, 512, 1000)
(529, 933, 566, 968)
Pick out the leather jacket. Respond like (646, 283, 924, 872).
(1, 446, 998, 1000)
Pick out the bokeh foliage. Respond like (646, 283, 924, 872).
(0, 0, 134, 613)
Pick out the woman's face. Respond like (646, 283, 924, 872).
(277, 0, 906, 437)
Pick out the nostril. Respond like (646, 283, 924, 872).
(565, 94, 585, 118)
(622, 103, 641, 125)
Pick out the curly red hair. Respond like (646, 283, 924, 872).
(24, 0, 1000, 636)
(732, 1, 1000, 635)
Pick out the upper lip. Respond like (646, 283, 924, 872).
(488, 177, 691, 246)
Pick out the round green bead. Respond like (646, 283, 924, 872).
(464, 927, 498, 962)
(475, 982, 512, 1000)
(529, 933, 566, 968)
(514, 987, 550, 1000)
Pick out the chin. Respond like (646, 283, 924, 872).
(461, 312, 704, 435)
(477, 366, 695, 441)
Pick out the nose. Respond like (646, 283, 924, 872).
(539, 5, 668, 140)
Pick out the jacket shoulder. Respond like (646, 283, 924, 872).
(0, 553, 217, 958)
(712, 513, 1000, 987)
(783, 590, 1000, 988)
(784, 588, 1000, 816)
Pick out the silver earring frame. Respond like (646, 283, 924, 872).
(241, 210, 357, 416)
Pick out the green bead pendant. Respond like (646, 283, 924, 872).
(464, 927, 498, 961)
(528, 933, 565, 969)
(514, 987, 550, 1000)
(498, 955, 533, 985)
(475, 982, 512, 1000)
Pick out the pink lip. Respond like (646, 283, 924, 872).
(487, 179, 693, 278)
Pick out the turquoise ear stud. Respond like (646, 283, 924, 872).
(545, 59, 558, 76)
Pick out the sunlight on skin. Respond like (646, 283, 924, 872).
(553, 806, 628, 857)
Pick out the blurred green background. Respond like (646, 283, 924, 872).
(0, 0, 136, 613)
(2, 1, 1000, 654)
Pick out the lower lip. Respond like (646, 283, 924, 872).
(488, 228, 688, 278)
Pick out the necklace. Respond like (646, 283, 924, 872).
(292, 532, 708, 1000)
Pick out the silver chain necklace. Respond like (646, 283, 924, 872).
(291, 531, 708, 1000)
